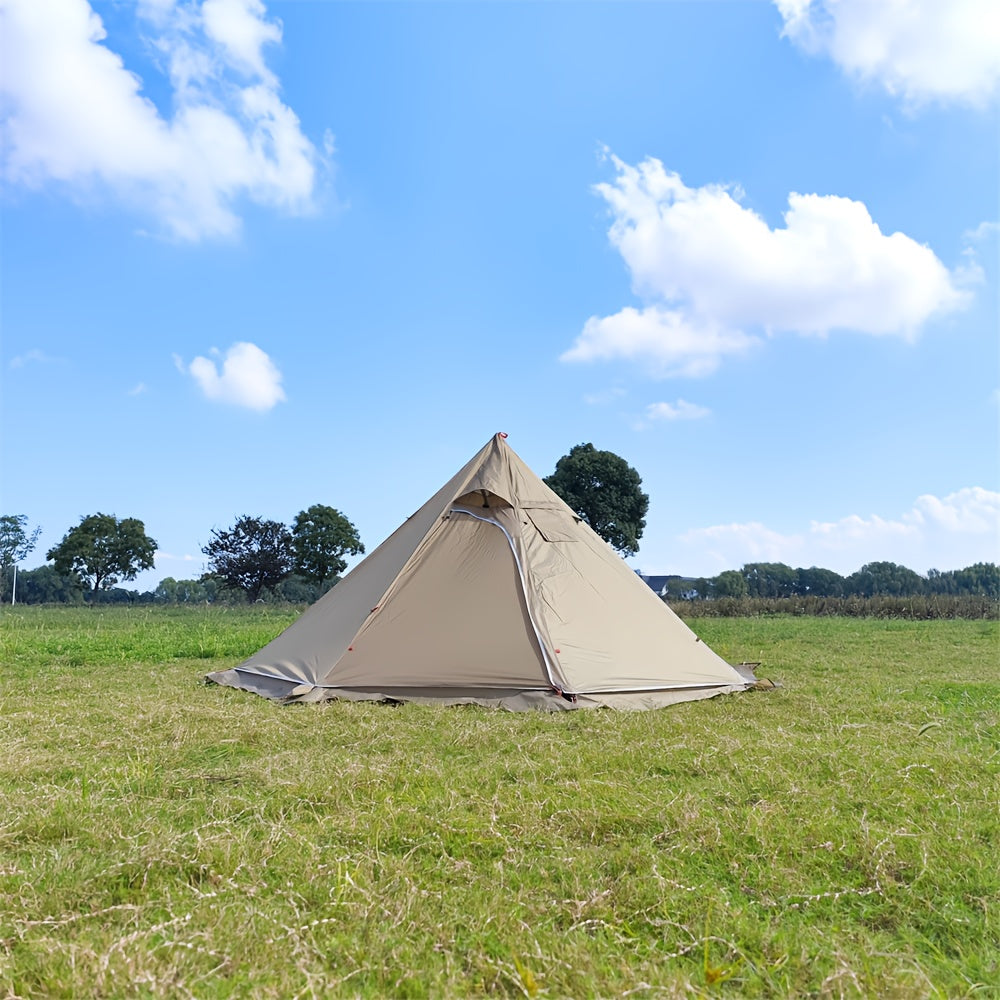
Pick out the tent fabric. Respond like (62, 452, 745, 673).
(207, 433, 758, 710)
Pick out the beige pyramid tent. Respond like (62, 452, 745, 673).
(207, 433, 758, 710)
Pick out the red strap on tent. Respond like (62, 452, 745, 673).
(498, 431, 508, 438)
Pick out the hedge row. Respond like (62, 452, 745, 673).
(667, 594, 1000, 620)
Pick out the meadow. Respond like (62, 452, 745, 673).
(0, 606, 997, 998)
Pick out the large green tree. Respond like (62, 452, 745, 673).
(1, 514, 42, 600)
(46, 513, 156, 596)
(845, 561, 924, 597)
(714, 569, 748, 598)
(950, 562, 1000, 598)
(202, 516, 293, 602)
(291, 504, 365, 589)
(795, 566, 846, 597)
(544, 443, 649, 556)
(742, 562, 798, 598)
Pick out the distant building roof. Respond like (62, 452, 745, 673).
(637, 574, 671, 596)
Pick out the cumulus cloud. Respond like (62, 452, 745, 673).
(183, 341, 285, 410)
(808, 488, 1000, 543)
(775, 0, 1000, 108)
(675, 487, 1000, 575)
(909, 487, 1000, 535)
(563, 154, 968, 374)
(632, 397, 711, 430)
(201, 0, 281, 81)
(808, 512, 921, 547)
(964, 220, 1000, 244)
(678, 521, 803, 568)
(0, 0, 321, 240)
(565, 306, 757, 377)
(644, 399, 711, 422)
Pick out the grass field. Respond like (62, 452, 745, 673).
(1, 606, 997, 998)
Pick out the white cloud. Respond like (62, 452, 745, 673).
(678, 521, 803, 570)
(775, 0, 1000, 108)
(0, 0, 320, 240)
(603, 155, 963, 335)
(808, 512, 920, 546)
(563, 154, 967, 374)
(201, 0, 281, 82)
(9, 348, 67, 368)
(564, 305, 757, 376)
(910, 487, 1000, 535)
(963, 220, 1000, 244)
(673, 487, 1000, 575)
(644, 399, 711, 422)
(183, 341, 285, 410)
(127, 381, 148, 395)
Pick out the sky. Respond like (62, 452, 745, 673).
(1, 0, 999, 593)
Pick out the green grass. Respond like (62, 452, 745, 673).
(1, 606, 997, 998)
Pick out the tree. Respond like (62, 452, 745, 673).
(202, 516, 293, 601)
(1, 514, 42, 601)
(742, 562, 797, 598)
(952, 562, 1000, 598)
(795, 566, 845, 597)
(155, 577, 216, 604)
(10, 565, 85, 604)
(926, 568, 955, 595)
(714, 569, 748, 598)
(543, 443, 649, 556)
(291, 504, 364, 589)
(46, 513, 156, 597)
(275, 574, 325, 604)
(845, 561, 924, 597)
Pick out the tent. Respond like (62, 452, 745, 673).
(207, 433, 759, 710)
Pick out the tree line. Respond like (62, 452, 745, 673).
(4, 509, 996, 607)
(0, 506, 364, 605)
(660, 560, 1000, 601)
(3, 443, 996, 605)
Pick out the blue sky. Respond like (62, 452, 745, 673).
(2, 0, 998, 591)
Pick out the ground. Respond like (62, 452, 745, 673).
(1, 607, 997, 997)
